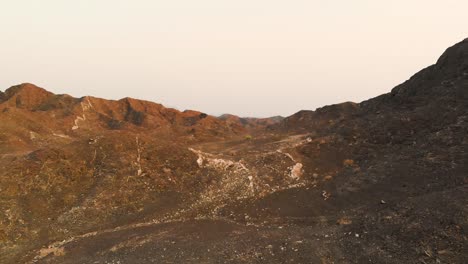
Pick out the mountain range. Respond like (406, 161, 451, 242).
(1, 38, 467, 263)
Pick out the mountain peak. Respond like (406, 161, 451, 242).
(435, 37, 468, 73)
(1, 83, 54, 109)
(4, 83, 49, 95)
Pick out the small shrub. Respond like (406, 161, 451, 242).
(343, 159, 355, 166)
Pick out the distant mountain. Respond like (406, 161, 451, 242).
(1, 38, 467, 264)
(0, 83, 250, 149)
(218, 113, 284, 132)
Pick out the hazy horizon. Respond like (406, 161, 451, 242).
(1, 1, 467, 117)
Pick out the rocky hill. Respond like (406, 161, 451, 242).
(0, 39, 467, 264)
(218, 114, 284, 133)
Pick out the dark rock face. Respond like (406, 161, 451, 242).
(1, 39, 468, 264)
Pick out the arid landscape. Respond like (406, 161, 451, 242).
(1, 38, 467, 263)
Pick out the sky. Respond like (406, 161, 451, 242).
(0, 1, 467, 117)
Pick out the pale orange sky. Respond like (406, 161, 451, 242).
(1, 1, 467, 117)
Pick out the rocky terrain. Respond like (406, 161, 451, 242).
(1, 38, 467, 264)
